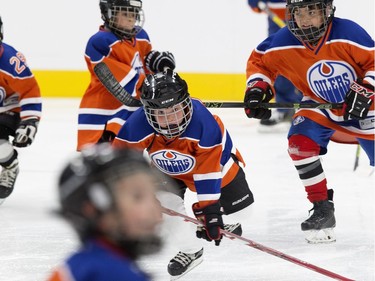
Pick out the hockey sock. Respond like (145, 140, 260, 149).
(288, 135, 328, 202)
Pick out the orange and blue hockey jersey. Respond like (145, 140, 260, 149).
(246, 18, 375, 142)
(112, 99, 245, 207)
(48, 239, 151, 281)
(0, 43, 42, 120)
(77, 26, 152, 150)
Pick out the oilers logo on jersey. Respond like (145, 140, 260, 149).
(150, 150, 196, 175)
(307, 60, 356, 103)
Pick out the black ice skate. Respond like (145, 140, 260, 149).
(0, 158, 19, 205)
(223, 223, 242, 236)
(168, 248, 203, 280)
(301, 199, 336, 244)
(197, 222, 243, 239)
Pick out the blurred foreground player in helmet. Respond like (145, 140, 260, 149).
(113, 69, 254, 279)
(48, 143, 163, 281)
(0, 16, 42, 205)
(77, 0, 176, 151)
(244, 0, 374, 243)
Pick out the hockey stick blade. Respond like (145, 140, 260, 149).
(93, 62, 142, 107)
(353, 145, 361, 171)
(203, 101, 343, 109)
(162, 207, 354, 281)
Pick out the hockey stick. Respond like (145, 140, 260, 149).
(258, 1, 286, 28)
(203, 101, 343, 109)
(162, 207, 355, 281)
(92, 62, 343, 111)
(93, 62, 142, 107)
(353, 145, 361, 171)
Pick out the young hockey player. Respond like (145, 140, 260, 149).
(248, 0, 302, 132)
(244, 0, 374, 243)
(113, 69, 254, 279)
(77, 0, 175, 151)
(0, 16, 42, 204)
(48, 144, 163, 281)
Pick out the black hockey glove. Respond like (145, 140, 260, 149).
(145, 50, 176, 73)
(13, 117, 39, 147)
(244, 80, 273, 119)
(192, 201, 224, 246)
(343, 79, 374, 120)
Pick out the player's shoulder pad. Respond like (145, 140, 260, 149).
(117, 107, 154, 142)
(0, 43, 33, 78)
(136, 29, 151, 43)
(184, 99, 223, 147)
(85, 30, 119, 62)
(256, 27, 301, 52)
(247, 0, 259, 10)
(329, 17, 374, 48)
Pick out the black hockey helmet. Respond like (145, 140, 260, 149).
(58, 143, 155, 240)
(286, 0, 335, 44)
(0, 16, 3, 45)
(99, 0, 144, 40)
(141, 69, 193, 138)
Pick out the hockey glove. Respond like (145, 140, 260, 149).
(343, 79, 374, 120)
(192, 201, 224, 246)
(13, 117, 39, 147)
(145, 50, 176, 73)
(244, 80, 273, 119)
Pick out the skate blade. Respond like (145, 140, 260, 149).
(304, 228, 336, 244)
(170, 257, 203, 280)
(0, 199, 5, 206)
(224, 223, 242, 236)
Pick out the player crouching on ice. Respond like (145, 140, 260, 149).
(244, 0, 374, 243)
(113, 69, 254, 279)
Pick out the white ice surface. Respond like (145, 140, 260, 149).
(0, 99, 373, 281)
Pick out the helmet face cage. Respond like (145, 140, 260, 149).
(101, 0, 145, 39)
(286, 0, 335, 44)
(145, 97, 193, 139)
(141, 71, 193, 139)
(0, 16, 3, 44)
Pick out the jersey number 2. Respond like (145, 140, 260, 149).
(10, 52, 27, 74)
